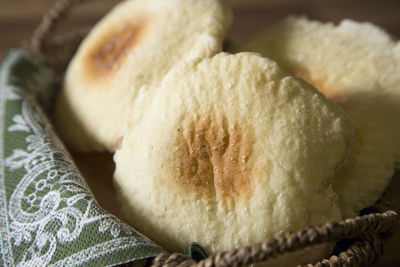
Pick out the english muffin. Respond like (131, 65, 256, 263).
(53, 0, 232, 152)
(113, 53, 354, 264)
(238, 16, 400, 217)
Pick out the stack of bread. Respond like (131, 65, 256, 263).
(53, 0, 400, 265)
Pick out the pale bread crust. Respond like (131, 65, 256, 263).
(113, 53, 353, 264)
(238, 16, 400, 217)
(53, 0, 232, 152)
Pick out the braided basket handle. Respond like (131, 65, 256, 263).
(30, 0, 88, 52)
(152, 211, 398, 267)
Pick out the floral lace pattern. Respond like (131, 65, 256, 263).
(0, 49, 164, 267)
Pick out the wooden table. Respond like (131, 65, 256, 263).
(1, 0, 400, 266)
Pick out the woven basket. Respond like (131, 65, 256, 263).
(28, 0, 400, 266)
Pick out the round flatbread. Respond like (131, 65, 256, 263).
(238, 16, 400, 217)
(113, 53, 353, 264)
(53, 0, 232, 152)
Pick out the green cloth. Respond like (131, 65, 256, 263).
(0, 49, 166, 266)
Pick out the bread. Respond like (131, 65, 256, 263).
(53, 0, 232, 152)
(238, 16, 400, 217)
(113, 53, 354, 264)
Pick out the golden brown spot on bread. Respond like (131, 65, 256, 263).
(85, 18, 147, 78)
(175, 116, 254, 206)
(290, 66, 345, 104)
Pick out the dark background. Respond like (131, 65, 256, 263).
(1, 0, 399, 266)
(1, 0, 400, 58)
